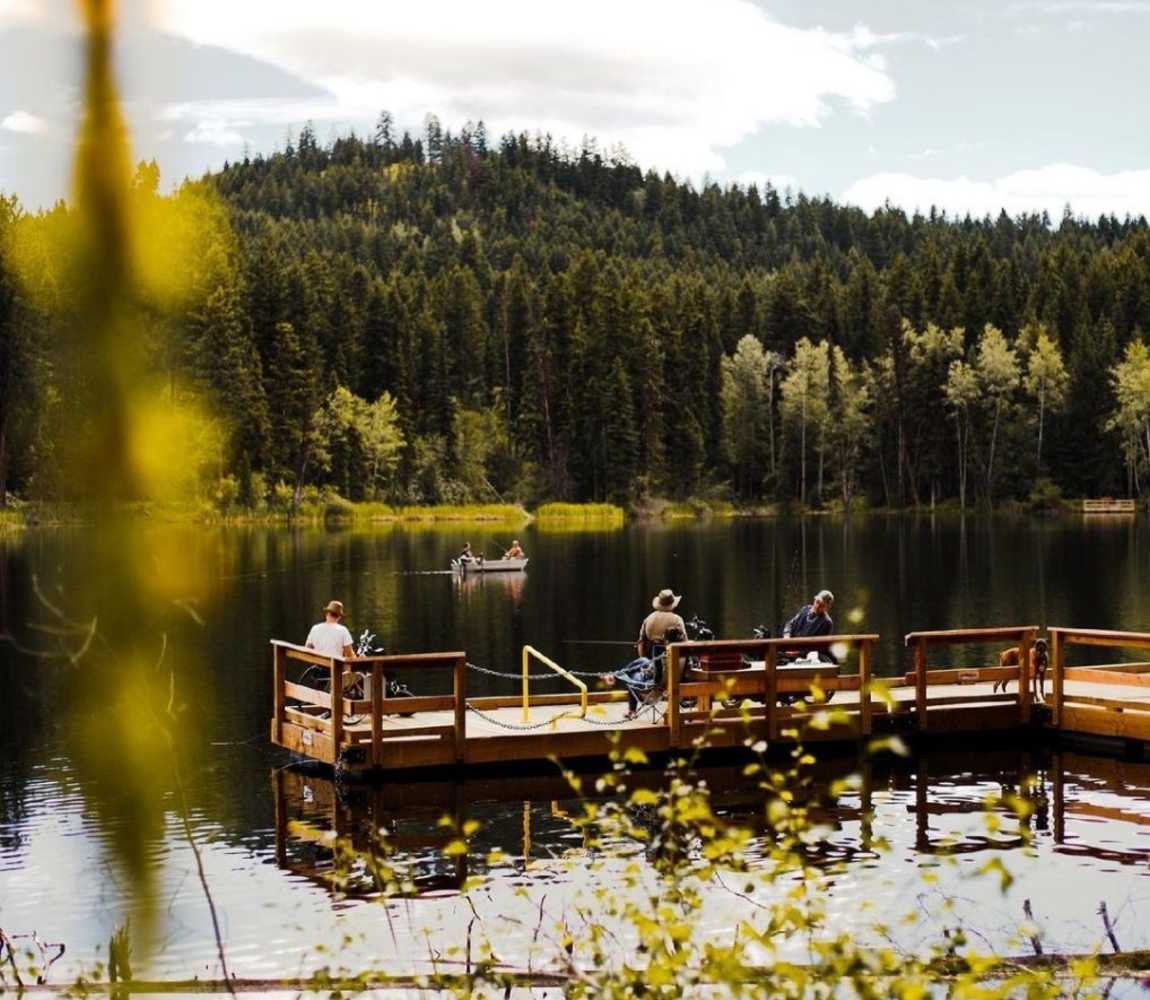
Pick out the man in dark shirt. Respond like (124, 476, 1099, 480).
(783, 589, 835, 640)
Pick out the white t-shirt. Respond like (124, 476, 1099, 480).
(306, 621, 354, 658)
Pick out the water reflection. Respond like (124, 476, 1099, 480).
(8, 518, 1150, 977)
(270, 747, 1150, 911)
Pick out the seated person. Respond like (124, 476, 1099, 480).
(306, 600, 355, 659)
(604, 590, 688, 719)
(458, 542, 477, 563)
(304, 600, 358, 698)
(605, 655, 658, 719)
(637, 589, 687, 659)
(504, 539, 525, 559)
(781, 589, 837, 663)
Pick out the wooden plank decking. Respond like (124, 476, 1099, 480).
(270, 627, 1150, 775)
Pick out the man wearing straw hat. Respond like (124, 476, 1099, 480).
(306, 600, 355, 660)
(638, 588, 688, 659)
(604, 588, 689, 719)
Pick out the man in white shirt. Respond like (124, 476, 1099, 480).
(306, 600, 355, 659)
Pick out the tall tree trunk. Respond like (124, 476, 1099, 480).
(1036, 386, 1046, 474)
(878, 427, 891, 508)
(799, 390, 807, 506)
(292, 446, 311, 512)
(817, 436, 824, 505)
(767, 371, 777, 486)
(896, 420, 905, 507)
(986, 400, 1002, 500)
(956, 417, 966, 511)
(0, 409, 8, 508)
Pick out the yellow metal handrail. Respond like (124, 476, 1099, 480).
(522, 645, 588, 722)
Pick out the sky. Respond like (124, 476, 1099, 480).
(0, 0, 1148, 219)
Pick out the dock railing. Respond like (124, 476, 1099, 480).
(271, 640, 467, 766)
(1049, 628, 1150, 738)
(902, 627, 1037, 731)
(521, 645, 588, 722)
(666, 634, 878, 748)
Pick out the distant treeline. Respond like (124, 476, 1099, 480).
(4, 113, 1150, 510)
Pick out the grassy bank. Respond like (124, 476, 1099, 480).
(534, 502, 625, 530)
(343, 502, 530, 525)
(0, 494, 1117, 529)
(0, 509, 24, 532)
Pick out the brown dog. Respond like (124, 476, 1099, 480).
(992, 638, 1049, 700)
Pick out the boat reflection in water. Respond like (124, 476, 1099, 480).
(451, 564, 526, 605)
(272, 747, 1150, 908)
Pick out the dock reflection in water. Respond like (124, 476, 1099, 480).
(271, 747, 1150, 910)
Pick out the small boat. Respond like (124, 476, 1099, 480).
(451, 557, 529, 574)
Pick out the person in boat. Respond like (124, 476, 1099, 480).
(503, 539, 525, 560)
(306, 600, 355, 660)
(781, 589, 836, 663)
(458, 542, 476, 563)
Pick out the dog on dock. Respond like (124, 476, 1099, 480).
(991, 638, 1049, 700)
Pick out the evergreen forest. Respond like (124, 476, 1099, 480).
(4, 113, 1150, 512)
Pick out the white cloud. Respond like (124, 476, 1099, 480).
(1007, 1, 1150, 13)
(183, 119, 247, 146)
(0, 0, 49, 27)
(147, 0, 898, 179)
(736, 170, 798, 191)
(1, 110, 48, 134)
(842, 164, 1150, 219)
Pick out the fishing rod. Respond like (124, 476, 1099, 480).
(562, 639, 636, 646)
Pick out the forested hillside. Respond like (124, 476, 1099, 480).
(4, 113, 1150, 510)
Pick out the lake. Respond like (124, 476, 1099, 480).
(3, 515, 1150, 990)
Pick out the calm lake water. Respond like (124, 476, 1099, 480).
(4, 515, 1150, 988)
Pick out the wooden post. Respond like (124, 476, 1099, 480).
(272, 644, 286, 743)
(764, 644, 778, 742)
(329, 657, 343, 763)
(454, 654, 467, 763)
(1051, 630, 1064, 728)
(858, 639, 873, 737)
(522, 646, 530, 722)
(667, 644, 682, 749)
(1018, 628, 1034, 724)
(370, 661, 383, 768)
(915, 637, 928, 731)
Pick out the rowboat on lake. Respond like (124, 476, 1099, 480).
(451, 556, 529, 573)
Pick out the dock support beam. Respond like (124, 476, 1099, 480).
(454, 654, 467, 762)
(328, 656, 342, 764)
(914, 638, 928, 731)
(1019, 628, 1035, 723)
(1051, 630, 1064, 727)
(858, 638, 873, 737)
(764, 645, 777, 741)
(370, 662, 383, 767)
(272, 644, 286, 743)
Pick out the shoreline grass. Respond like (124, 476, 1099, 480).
(534, 502, 625, 529)
(0, 495, 1127, 529)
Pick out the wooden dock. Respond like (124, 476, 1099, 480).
(1080, 498, 1137, 514)
(269, 627, 1150, 777)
